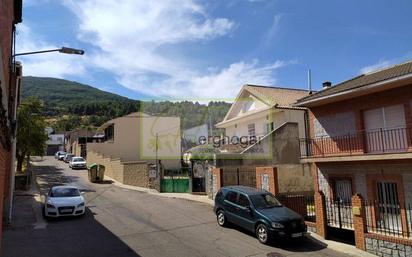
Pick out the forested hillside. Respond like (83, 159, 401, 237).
(21, 76, 231, 132)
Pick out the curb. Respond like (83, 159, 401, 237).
(104, 174, 214, 206)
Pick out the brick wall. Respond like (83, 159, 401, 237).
(255, 166, 278, 195)
(308, 85, 412, 145)
(0, 0, 20, 244)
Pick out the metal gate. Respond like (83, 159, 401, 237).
(326, 198, 354, 230)
(325, 179, 355, 245)
(326, 179, 354, 230)
(221, 167, 256, 188)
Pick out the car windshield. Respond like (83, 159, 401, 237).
(250, 193, 282, 209)
(73, 158, 84, 162)
(50, 188, 80, 197)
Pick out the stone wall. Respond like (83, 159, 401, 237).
(365, 236, 412, 257)
(123, 161, 149, 188)
(87, 150, 154, 190)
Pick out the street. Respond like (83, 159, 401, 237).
(2, 157, 352, 257)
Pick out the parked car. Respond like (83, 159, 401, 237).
(54, 151, 64, 159)
(44, 186, 85, 218)
(69, 157, 87, 169)
(214, 186, 307, 244)
(57, 151, 67, 161)
(63, 153, 74, 163)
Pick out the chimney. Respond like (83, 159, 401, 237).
(322, 81, 332, 89)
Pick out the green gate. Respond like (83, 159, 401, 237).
(161, 177, 189, 193)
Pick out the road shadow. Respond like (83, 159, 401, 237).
(3, 202, 142, 257)
(225, 224, 326, 253)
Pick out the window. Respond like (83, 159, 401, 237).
(375, 181, 402, 231)
(264, 122, 274, 134)
(225, 191, 238, 203)
(237, 194, 250, 207)
(248, 123, 255, 136)
(364, 105, 407, 152)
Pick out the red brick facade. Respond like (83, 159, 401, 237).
(255, 166, 278, 195)
(0, 0, 22, 243)
(303, 79, 412, 251)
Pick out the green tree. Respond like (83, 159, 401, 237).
(16, 97, 48, 173)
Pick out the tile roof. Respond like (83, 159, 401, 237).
(244, 84, 309, 107)
(296, 60, 412, 104)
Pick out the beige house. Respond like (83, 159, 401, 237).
(87, 112, 181, 188)
(216, 84, 308, 140)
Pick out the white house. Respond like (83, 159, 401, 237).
(216, 84, 309, 141)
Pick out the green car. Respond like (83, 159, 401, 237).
(213, 186, 307, 244)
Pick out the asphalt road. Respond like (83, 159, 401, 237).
(2, 157, 352, 257)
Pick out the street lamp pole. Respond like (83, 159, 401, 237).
(13, 47, 85, 57)
(7, 46, 84, 224)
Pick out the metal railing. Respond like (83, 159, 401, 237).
(300, 126, 412, 158)
(276, 192, 316, 222)
(365, 200, 412, 238)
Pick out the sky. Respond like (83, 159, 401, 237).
(18, 0, 412, 102)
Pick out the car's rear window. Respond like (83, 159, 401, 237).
(250, 193, 282, 209)
(50, 188, 80, 197)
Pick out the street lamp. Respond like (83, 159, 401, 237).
(13, 46, 85, 57)
(7, 46, 84, 224)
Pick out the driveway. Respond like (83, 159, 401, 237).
(2, 157, 353, 257)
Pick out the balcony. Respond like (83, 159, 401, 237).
(299, 126, 412, 161)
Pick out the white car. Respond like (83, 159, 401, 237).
(69, 157, 87, 169)
(44, 186, 85, 218)
(56, 151, 67, 160)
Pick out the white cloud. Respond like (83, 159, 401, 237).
(118, 59, 289, 101)
(360, 59, 393, 74)
(21, 0, 291, 100)
(15, 24, 86, 78)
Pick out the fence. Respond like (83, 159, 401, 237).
(325, 198, 354, 230)
(365, 200, 412, 238)
(276, 192, 316, 222)
(299, 126, 412, 158)
(221, 167, 256, 188)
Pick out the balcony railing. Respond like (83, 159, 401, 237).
(299, 126, 412, 158)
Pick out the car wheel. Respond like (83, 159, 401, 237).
(216, 210, 227, 227)
(256, 224, 270, 244)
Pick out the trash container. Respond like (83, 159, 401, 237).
(88, 163, 105, 183)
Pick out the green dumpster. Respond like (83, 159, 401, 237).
(87, 163, 105, 183)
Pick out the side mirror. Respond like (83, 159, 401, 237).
(245, 206, 252, 212)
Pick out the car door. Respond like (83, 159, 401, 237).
(223, 191, 239, 223)
(235, 193, 255, 232)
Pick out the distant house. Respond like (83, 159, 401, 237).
(87, 112, 181, 189)
(45, 127, 65, 155)
(295, 60, 412, 255)
(65, 129, 103, 158)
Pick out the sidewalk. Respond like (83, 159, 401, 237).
(105, 174, 215, 205)
(6, 175, 47, 231)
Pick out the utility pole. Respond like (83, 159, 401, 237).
(155, 133, 158, 174)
